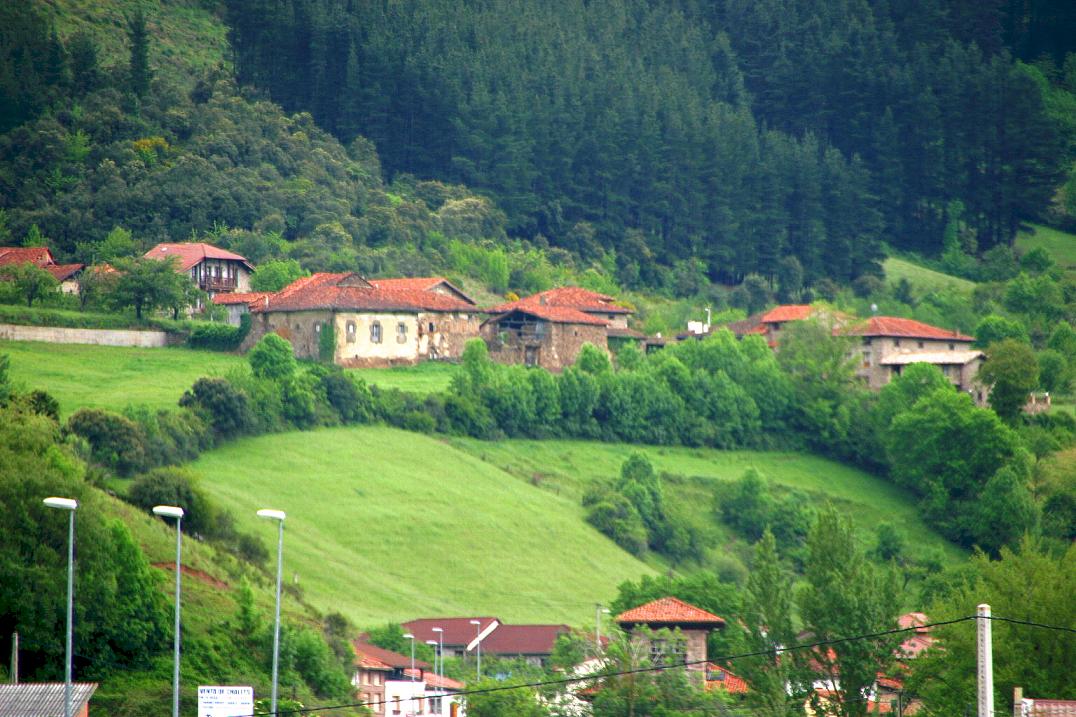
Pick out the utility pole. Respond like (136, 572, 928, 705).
(977, 604, 993, 717)
(10, 632, 17, 684)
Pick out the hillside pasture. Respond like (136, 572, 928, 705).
(883, 256, 975, 295)
(1017, 223, 1076, 276)
(192, 425, 654, 626)
(448, 437, 963, 565)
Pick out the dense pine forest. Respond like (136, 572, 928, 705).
(223, 0, 1076, 284)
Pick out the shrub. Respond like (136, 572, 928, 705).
(127, 406, 213, 468)
(66, 408, 146, 476)
(187, 318, 248, 351)
(179, 378, 254, 438)
(248, 333, 296, 381)
(128, 467, 216, 536)
(316, 369, 373, 424)
(586, 493, 648, 556)
(318, 321, 335, 363)
(280, 375, 319, 428)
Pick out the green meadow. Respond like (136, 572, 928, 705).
(882, 256, 976, 295)
(192, 425, 654, 626)
(1017, 222, 1076, 276)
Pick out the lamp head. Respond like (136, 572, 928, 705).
(152, 505, 185, 519)
(256, 509, 286, 522)
(403, 633, 414, 640)
(425, 640, 437, 646)
(431, 627, 443, 633)
(43, 497, 78, 511)
(469, 619, 481, 626)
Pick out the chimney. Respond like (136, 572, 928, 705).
(539, 294, 546, 306)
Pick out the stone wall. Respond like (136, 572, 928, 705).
(483, 319, 608, 372)
(0, 323, 176, 347)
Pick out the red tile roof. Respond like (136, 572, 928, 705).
(760, 305, 816, 323)
(489, 286, 632, 315)
(841, 316, 973, 342)
(705, 664, 748, 694)
(486, 305, 610, 326)
(212, 291, 272, 306)
(480, 625, 570, 656)
(45, 263, 84, 281)
(615, 597, 727, 628)
(144, 242, 254, 272)
(260, 273, 478, 313)
(402, 618, 500, 648)
(0, 247, 54, 267)
(352, 640, 430, 671)
(369, 277, 475, 305)
(418, 672, 466, 690)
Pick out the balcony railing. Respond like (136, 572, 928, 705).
(199, 276, 238, 292)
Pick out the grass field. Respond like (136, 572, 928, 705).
(883, 256, 976, 295)
(1, 341, 244, 417)
(0, 340, 458, 417)
(1017, 223, 1076, 275)
(447, 437, 963, 565)
(192, 425, 654, 626)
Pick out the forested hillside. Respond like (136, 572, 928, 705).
(225, 0, 1076, 286)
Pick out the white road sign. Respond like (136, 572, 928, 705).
(198, 685, 255, 717)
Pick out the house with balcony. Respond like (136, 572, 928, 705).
(143, 242, 254, 296)
(615, 597, 727, 682)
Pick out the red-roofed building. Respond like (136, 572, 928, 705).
(401, 618, 500, 658)
(839, 316, 984, 398)
(369, 277, 474, 305)
(1015, 688, 1076, 717)
(144, 242, 254, 295)
(615, 598, 726, 681)
(705, 664, 748, 694)
(211, 291, 272, 326)
(0, 246, 85, 294)
(479, 624, 571, 667)
(244, 273, 481, 366)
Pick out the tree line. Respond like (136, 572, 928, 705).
(223, 0, 1075, 285)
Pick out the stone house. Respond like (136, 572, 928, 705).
(0, 682, 97, 717)
(211, 291, 271, 326)
(614, 596, 727, 681)
(143, 242, 254, 296)
(481, 306, 610, 371)
(0, 246, 85, 294)
(840, 316, 984, 399)
(247, 273, 481, 367)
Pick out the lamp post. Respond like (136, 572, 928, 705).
(431, 627, 444, 679)
(425, 640, 439, 716)
(403, 633, 416, 681)
(257, 509, 286, 716)
(153, 506, 185, 717)
(595, 604, 610, 654)
(469, 620, 482, 681)
(43, 497, 78, 717)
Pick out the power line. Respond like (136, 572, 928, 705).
(982, 615, 1076, 634)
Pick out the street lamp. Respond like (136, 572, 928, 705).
(153, 505, 185, 717)
(431, 627, 444, 678)
(257, 509, 286, 716)
(43, 497, 78, 717)
(403, 633, 416, 681)
(595, 604, 611, 654)
(469, 620, 482, 681)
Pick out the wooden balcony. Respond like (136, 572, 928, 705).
(199, 276, 238, 292)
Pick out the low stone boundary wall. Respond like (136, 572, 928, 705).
(0, 323, 176, 348)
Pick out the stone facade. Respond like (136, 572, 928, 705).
(855, 335, 983, 396)
(482, 315, 608, 372)
(246, 308, 480, 366)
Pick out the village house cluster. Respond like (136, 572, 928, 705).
(2, 240, 991, 395)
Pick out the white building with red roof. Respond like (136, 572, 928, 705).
(246, 272, 481, 366)
(143, 242, 255, 295)
(0, 246, 85, 294)
(351, 640, 465, 717)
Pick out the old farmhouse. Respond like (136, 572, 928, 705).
(247, 273, 481, 367)
(0, 246, 84, 294)
(482, 287, 637, 371)
(144, 242, 254, 296)
(615, 596, 727, 681)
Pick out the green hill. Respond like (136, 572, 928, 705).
(191, 425, 655, 626)
(883, 256, 976, 296)
(1017, 222, 1076, 277)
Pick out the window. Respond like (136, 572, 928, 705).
(894, 339, 901, 347)
(397, 322, 408, 343)
(949, 342, 955, 350)
(430, 696, 443, 714)
(917, 341, 924, 348)
(429, 321, 435, 333)
(346, 320, 357, 343)
(371, 321, 382, 344)
(525, 346, 538, 367)
(862, 350, 872, 368)
(392, 696, 401, 715)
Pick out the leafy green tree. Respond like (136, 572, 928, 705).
(467, 677, 546, 717)
(979, 339, 1040, 422)
(6, 262, 58, 306)
(972, 455, 1040, 556)
(1037, 349, 1071, 394)
(110, 257, 186, 320)
(66, 408, 146, 476)
(128, 467, 219, 537)
(250, 258, 309, 292)
(248, 333, 296, 381)
(575, 343, 612, 375)
(1048, 321, 1076, 358)
(179, 377, 254, 438)
(96, 226, 136, 263)
(798, 508, 900, 717)
(77, 264, 118, 310)
(908, 539, 1076, 716)
(23, 224, 46, 247)
(717, 468, 772, 541)
(973, 314, 1030, 348)
(739, 530, 810, 717)
(874, 362, 952, 428)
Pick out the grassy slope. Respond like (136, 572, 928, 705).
(39, 0, 228, 89)
(1017, 222, 1076, 275)
(447, 437, 963, 565)
(0, 341, 456, 417)
(883, 256, 975, 294)
(192, 425, 654, 626)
